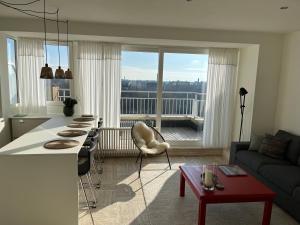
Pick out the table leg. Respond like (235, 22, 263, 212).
(262, 200, 273, 225)
(198, 200, 206, 225)
(180, 172, 185, 197)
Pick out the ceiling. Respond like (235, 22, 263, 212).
(0, 0, 299, 33)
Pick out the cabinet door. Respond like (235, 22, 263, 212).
(11, 118, 49, 139)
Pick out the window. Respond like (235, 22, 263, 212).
(45, 42, 71, 101)
(7, 38, 19, 104)
(121, 48, 209, 146)
(121, 51, 159, 117)
(162, 53, 208, 142)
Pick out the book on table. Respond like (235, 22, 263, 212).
(218, 165, 247, 176)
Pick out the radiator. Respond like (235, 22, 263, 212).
(99, 127, 139, 157)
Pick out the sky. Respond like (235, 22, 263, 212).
(45, 46, 209, 82)
(122, 51, 208, 82)
(46, 44, 69, 70)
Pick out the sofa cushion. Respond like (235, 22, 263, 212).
(259, 134, 290, 159)
(259, 164, 300, 195)
(248, 134, 264, 151)
(235, 150, 290, 171)
(276, 130, 300, 164)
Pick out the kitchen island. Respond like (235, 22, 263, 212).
(0, 116, 96, 225)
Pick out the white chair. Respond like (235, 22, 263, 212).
(131, 122, 171, 177)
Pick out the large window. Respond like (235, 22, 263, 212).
(45, 42, 71, 101)
(162, 53, 208, 142)
(121, 48, 209, 146)
(7, 38, 19, 105)
(121, 51, 159, 116)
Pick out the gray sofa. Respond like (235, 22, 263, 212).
(229, 130, 300, 222)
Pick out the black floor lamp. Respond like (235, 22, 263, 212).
(239, 87, 248, 142)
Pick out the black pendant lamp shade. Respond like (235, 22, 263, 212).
(64, 20, 73, 79)
(55, 9, 65, 79)
(40, 0, 53, 79)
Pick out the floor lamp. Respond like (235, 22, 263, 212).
(239, 87, 248, 142)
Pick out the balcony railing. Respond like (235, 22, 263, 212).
(57, 89, 206, 118)
(121, 90, 206, 118)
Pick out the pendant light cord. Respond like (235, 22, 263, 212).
(56, 9, 61, 67)
(44, 0, 47, 64)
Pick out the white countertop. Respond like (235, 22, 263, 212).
(0, 116, 96, 156)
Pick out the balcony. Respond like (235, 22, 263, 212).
(56, 88, 206, 144)
(121, 90, 206, 142)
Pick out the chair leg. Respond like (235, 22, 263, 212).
(92, 160, 101, 188)
(80, 178, 95, 225)
(165, 150, 171, 170)
(86, 174, 97, 207)
(136, 152, 141, 163)
(138, 155, 143, 178)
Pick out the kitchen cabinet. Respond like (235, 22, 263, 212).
(10, 117, 50, 140)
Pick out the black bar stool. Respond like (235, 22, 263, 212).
(88, 128, 103, 173)
(83, 138, 101, 188)
(78, 148, 95, 225)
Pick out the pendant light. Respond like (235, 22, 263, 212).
(64, 20, 73, 79)
(55, 9, 65, 79)
(40, 0, 53, 79)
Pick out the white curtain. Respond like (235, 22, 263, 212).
(74, 41, 121, 127)
(203, 48, 238, 148)
(17, 38, 46, 114)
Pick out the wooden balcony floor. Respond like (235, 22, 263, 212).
(161, 127, 202, 141)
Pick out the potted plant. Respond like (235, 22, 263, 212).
(63, 98, 77, 117)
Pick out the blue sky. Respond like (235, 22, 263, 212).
(122, 51, 208, 82)
(46, 44, 69, 70)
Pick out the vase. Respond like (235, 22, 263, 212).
(63, 106, 74, 117)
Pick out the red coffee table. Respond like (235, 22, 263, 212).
(179, 165, 276, 225)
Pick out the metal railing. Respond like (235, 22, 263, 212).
(57, 89, 206, 117)
(121, 90, 206, 117)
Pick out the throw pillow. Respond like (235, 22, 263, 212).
(276, 130, 300, 165)
(259, 134, 289, 159)
(248, 134, 264, 151)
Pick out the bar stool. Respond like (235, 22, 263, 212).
(88, 128, 103, 173)
(83, 138, 101, 188)
(78, 148, 95, 225)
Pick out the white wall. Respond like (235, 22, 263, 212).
(232, 46, 259, 141)
(0, 17, 284, 137)
(275, 31, 300, 135)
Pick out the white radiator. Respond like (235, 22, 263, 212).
(99, 127, 139, 157)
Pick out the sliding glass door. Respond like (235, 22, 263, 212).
(121, 50, 159, 127)
(121, 48, 208, 147)
(161, 52, 208, 146)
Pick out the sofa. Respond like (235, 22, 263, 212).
(229, 130, 300, 222)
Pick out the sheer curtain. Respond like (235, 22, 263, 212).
(17, 38, 46, 114)
(203, 48, 239, 148)
(74, 41, 121, 127)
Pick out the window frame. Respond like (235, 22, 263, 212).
(121, 45, 209, 144)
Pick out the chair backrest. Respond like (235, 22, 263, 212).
(131, 122, 165, 151)
(78, 147, 91, 175)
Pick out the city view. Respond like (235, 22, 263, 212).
(121, 51, 208, 141)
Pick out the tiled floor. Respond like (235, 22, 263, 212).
(161, 127, 202, 141)
(79, 156, 299, 225)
